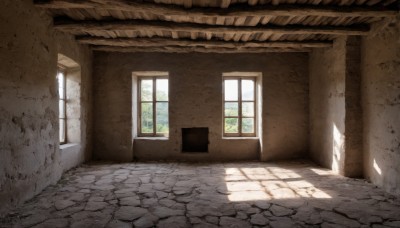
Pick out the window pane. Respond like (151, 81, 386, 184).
(58, 72, 65, 99)
(57, 72, 64, 88)
(141, 103, 153, 133)
(242, 118, 255, 133)
(59, 87, 65, 99)
(224, 102, 238, 116)
(141, 80, 153, 101)
(59, 100, 65, 118)
(156, 102, 169, 134)
(59, 119, 65, 142)
(225, 118, 238, 133)
(242, 102, 254, 117)
(224, 80, 238, 101)
(242, 79, 254, 101)
(156, 79, 168, 101)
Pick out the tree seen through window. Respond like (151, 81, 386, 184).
(223, 77, 256, 137)
(139, 78, 169, 136)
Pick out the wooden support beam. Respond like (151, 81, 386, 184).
(369, 17, 394, 37)
(77, 36, 333, 48)
(34, 0, 398, 18)
(54, 19, 370, 36)
(220, 0, 231, 8)
(183, 0, 192, 8)
(91, 45, 312, 53)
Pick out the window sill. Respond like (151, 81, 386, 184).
(134, 137, 169, 141)
(222, 137, 259, 140)
(60, 143, 79, 150)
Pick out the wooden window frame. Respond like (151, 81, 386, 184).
(223, 77, 257, 137)
(58, 66, 67, 144)
(138, 76, 169, 137)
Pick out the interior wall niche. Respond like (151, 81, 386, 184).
(182, 128, 209, 153)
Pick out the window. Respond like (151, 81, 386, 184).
(138, 77, 169, 137)
(223, 77, 256, 137)
(57, 67, 66, 144)
(57, 54, 81, 146)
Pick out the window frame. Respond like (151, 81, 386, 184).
(223, 76, 257, 137)
(57, 66, 67, 144)
(137, 76, 169, 137)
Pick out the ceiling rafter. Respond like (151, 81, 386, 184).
(91, 45, 312, 53)
(34, 0, 398, 53)
(77, 36, 333, 48)
(34, 0, 398, 18)
(54, 19, 371, 36)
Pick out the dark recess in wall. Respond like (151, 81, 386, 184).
(182, 128, 209, 153)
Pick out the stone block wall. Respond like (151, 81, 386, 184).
(309, 36, 363, 177)
(0, 0, 93, 215)
(93, 52, 309, 162)
(309, 37, 347, 175)
(361, 19, 400, 195)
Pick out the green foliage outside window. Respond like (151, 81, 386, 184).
(140, 78, 169, 135)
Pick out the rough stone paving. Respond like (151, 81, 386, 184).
(1, 161, 400, 228)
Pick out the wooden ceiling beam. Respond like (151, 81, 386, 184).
(34, 0, 398, 18)
(54, 19, 370, 36)
(91, 45, 312, 53)
(77, 36, 333, 48)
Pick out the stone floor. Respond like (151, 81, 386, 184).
(1, 160, 400, 228)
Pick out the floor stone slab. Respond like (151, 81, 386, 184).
(1, 161, 400, 228)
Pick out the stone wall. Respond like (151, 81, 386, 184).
(344, 36, 363, 177)
(309, 38, 347, 175)
(361, 19, 400, 195)
(93, 52, 309, 162)
(309, 36, 363, 177)
(0, 0, 92, 215)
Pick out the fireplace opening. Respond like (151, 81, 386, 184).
(182, 128, 209, 153)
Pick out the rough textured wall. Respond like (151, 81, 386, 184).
(309, 38, 347, 175)
(362, 19, 400, 195)
(93, 52, 308, 162)
(310, 36, 363, 177)
(0, 0, 92, 215)
(56, 36, 93, 172)
(344, 36, 363, 177)
(261, 54, 309, 161)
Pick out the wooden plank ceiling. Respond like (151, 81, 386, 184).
(35, 0, 399, 53)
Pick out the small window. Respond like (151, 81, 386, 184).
(57, 67, 66, 144)
(138, 77, 169, 137)
(223, 77, 256, 137)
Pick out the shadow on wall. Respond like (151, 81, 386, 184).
(331, 121, 379, 180)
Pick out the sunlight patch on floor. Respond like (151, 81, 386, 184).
(225, 167, 331, 201)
